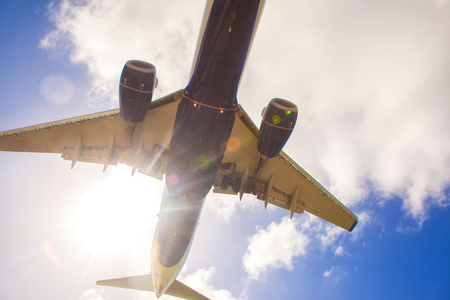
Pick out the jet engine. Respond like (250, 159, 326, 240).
(119, 60, 157, 124)
(257, 98, 298, 158)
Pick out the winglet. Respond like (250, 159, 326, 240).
(97, 274, 210, 300)
(349, 219, 358, 232)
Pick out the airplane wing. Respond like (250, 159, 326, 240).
(213, 104, 358, 231)
(0, 88, 357, 231)
(0, 90, 184, 179)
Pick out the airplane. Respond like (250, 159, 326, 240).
(0, 0, 358, 299)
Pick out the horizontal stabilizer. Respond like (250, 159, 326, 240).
(97, 274, 209, 300)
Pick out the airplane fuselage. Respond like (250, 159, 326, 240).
(150, 0, 263, 296)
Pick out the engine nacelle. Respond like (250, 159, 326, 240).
(257, 98, 298, 158)
(119, 60, 157, 124)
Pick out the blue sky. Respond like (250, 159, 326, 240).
(1, 1, 449, 300)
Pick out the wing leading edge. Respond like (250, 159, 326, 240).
(214, 104, 358, 231)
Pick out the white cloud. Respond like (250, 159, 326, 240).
(350, 211, 371, 241)
(334, 245, 344, 256)
(77, 288, 106, 300)
(180, 267, 243, 300)
(241, 213, 370, 281)
(312, 210, 371, 248)
(41, 0, 204, 108)
(243, 217, 309, 280)
(295, 214, 349, 250)
(205, 193, 259, 222)
(319, 224, 346, 248)
(323, 266, 347, 285)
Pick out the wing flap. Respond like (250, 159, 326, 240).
(256, 152, 358, 231)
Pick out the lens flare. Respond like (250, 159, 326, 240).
(227, 136, 241, 152)
(167, 173, 181, 186)
(44, 242, 61, 264)
(272, 115, 281, 124)
(195, 155, 210, 170)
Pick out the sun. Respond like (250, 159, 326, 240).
(72, 166, 163, 254)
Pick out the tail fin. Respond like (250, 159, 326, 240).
(97, 274, 209, 300)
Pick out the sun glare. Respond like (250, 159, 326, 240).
(73, 166, 163, 254)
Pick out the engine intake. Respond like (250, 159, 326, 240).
(257, 98, 298, 158)
(119, 60, 157, 124)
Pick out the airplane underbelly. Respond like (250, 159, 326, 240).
(153, 96, 235, 269)
(154, 187, 204, 268)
